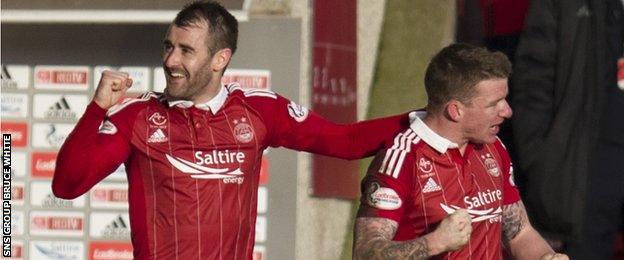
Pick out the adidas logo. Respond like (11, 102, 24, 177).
(45, 97, 76, 119)
(102, 215, 131, 238)
(422, 177, 442, 193)
(41, 193, 73, 208)
(148, 129, 167, 143)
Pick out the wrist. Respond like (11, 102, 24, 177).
(423, 231, 447, 256)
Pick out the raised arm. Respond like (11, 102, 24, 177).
(503, 201, 568, 260)
(52, 70, 133, 199)
(353, 210, 472, 260)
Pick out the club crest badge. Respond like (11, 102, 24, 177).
(233, 117, 254, 143)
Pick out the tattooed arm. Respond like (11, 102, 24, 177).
(353, 209, 472, 260)
(503, 201, 568, 260)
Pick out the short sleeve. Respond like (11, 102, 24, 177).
(357, 148, 415, 222)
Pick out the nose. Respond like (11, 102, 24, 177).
(500, 100, 513, 118)
(164, 48, 181, 68)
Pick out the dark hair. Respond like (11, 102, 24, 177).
(424, 43, 511, 113)
(174, 1, 239, 55)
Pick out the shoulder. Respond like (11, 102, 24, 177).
(226, 83, 278, 100)
(376, 128, 423, 178)
(106, 92, 163, 117)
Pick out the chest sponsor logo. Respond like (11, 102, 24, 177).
(287, 101, 309, 123)
(34, 66, 89, 91)
(440, 189, 503, 223)
(90, 183, 129, 209)
(30, 241, 84, 260)
(365, 182, 402, 210)
(33, 94, 88, 120)
(418, 157, 433, 173)
(421, 177, 442, 193)
(1, 93, 28, 118)
(1, 65, 30, 89)
(166, 150, 245, 183)
(12, 151, 27, 178)
(1, 122, 28, 147)
(31, 152, 57, 178)
(89, 213, 131, 239)
(148, 112, 167, 126)
(32, 123, 75, 148)
(233, 117, 254, 143)
(480, 153, 500, 177)
(89, 242, 134, 260)
(31, 181, 85, 208)
(30, 211, 84, 237)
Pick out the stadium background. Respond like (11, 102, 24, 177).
(3, 0, 619, 259)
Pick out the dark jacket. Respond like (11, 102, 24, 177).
(511, 0, 609, 240)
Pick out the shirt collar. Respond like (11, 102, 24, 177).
(167, 86, 228, 113)
(409, 111, 459, 154)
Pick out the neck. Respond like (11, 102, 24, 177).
(423, 113, 469, 154)
(192, 76, 223, 104)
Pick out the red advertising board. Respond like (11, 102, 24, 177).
(89, 241, 134, 260)
(31, 152, 57, 178)
(312, 0, 359, 198)
(0, 121, 28, 147)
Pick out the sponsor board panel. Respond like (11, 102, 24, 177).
(0, 122, 28, 148)
(1, 65, 30, 90)
(222, 69, 271, 90)
(0, 93, 29, 118)
(30, 181, 85, 209)
(255, 216, 267, 243)
(94, 66, 150, 93)
(31, 152, 57, 178)
(259, 157, 269, 185)
(32, 123, 75, 149)
(102, 165, 127, 182)
(30, 211, 85, 237)
(30, 240, 85, 260)
(8, 239, 24, 260)
(152, 67, 166, 92)
(253, 245, 266, 260)
(89, 212, 131, 240)
(11, 181, 26, 206)
(89, 241, 133, 260)
(12, 210, 25, 236)
(34, 65, 90, 91)
(12, 151, 27, 178)
(32, 94, 88, 120)
(90, 183, 129, 209)
(257, 186, 268, 214)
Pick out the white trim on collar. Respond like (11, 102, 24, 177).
(167, 86, 229, 113)
(409, 111, 459, 154)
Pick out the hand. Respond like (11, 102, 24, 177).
(93, 70, 133, 110)
(430, 209, 472, 252)
(540, 253, 569, 260)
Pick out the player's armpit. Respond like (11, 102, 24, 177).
(353, 217, 430, 260)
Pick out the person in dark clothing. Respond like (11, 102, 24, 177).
(511, 0, 624, 258)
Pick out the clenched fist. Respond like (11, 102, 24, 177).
(93, 70, 133, 110)
(431, 209, 472, 252)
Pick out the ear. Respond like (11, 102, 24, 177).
(445, 100, 463, 122)
(211, 48, 233, 72)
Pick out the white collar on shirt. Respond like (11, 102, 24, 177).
(409, 111, 459, 154)
(167, 86, 228, 113)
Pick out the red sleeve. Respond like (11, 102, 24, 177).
(255, 93, 410, 160)
(494, 138, 521, 205)
(356, 148, 414, 222)
(52, 101, 133, 199)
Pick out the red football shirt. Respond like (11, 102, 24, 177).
(53, 84, 408, 260)
(357, 112, 520, 260)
